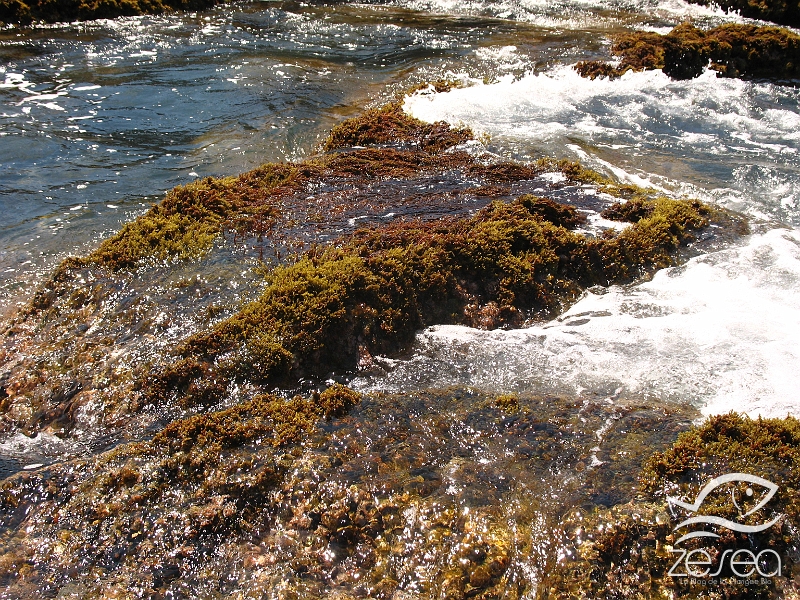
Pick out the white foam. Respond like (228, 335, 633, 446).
(403, 66, 800, 224)
(0, 431, 73, 456)
(353, 229, 800, 418)
(387, 0, 733, 28)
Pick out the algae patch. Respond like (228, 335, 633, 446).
(547, 414, 800, 599)
(0, 102, 742, 440)
(324, 101, 472, 152)
(576, 23, 800, 81)
(0, 0, 226, 25)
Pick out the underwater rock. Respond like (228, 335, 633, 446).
(0, 387, 699, 598)
(0, 0, 226, 26)
(546, 413, 800, 599)
(575, 23, 800, 81)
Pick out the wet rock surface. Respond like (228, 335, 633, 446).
(0, 387, 698, 598)
(576, 23, 800, 82)
(547, 414, 800, 599)
(0, 102, 763, 599)
(0, 0, 227, 26)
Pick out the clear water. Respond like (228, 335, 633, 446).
(1, 0, 799, 417)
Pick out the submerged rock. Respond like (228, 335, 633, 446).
(546, 414, 800, 598)
(575, 23, 800, 81)
(0, 387, 699, 598)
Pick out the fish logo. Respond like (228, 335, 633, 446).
(668, 472, 780, 546)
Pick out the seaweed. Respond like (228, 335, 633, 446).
(143, 193, 715, 408)
(0, 388, 701, 598)
(56, 106, 471, 273)
(84, 168, 289, 271)
(0, 385, 362, 596)
(323, 101, 473, 152)
(0, 0, 226, 25)
(547, 414, 800, 599)
(153, 383, 361, 451)
(1, 98, 740, 449)
(50, 109, 657, 276)
(575, 23, 800, 81)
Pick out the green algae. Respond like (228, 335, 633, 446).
(83, 168, 289, 271)
(576, 23, 800, 81)
(143, 193, 716, 408)
(0, 0, 225, 25)
(547, 414, 800, 599)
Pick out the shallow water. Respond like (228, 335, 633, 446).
(0, 388, 698, 598)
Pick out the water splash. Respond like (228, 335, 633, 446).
(354, 228, 800, 418)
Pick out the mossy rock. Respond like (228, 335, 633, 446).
(323, 101, 472, 152)
(546, 414, 800, 599)
(0, 387, 700, 598)
(3, 101, 744, 442)
(141, 192, 718, 408)
(575, 23, 800, 81)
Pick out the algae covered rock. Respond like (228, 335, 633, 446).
(147, 192, 715, 408)
(0, 384, 362, 597)
(0, 102, 740, 442)
(687, 0, 800, 28)
(546, 414, 800, 599)
(0, 387, 699, 598)
(576, 23, 800, 81)
(0, 0, 225, 25)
